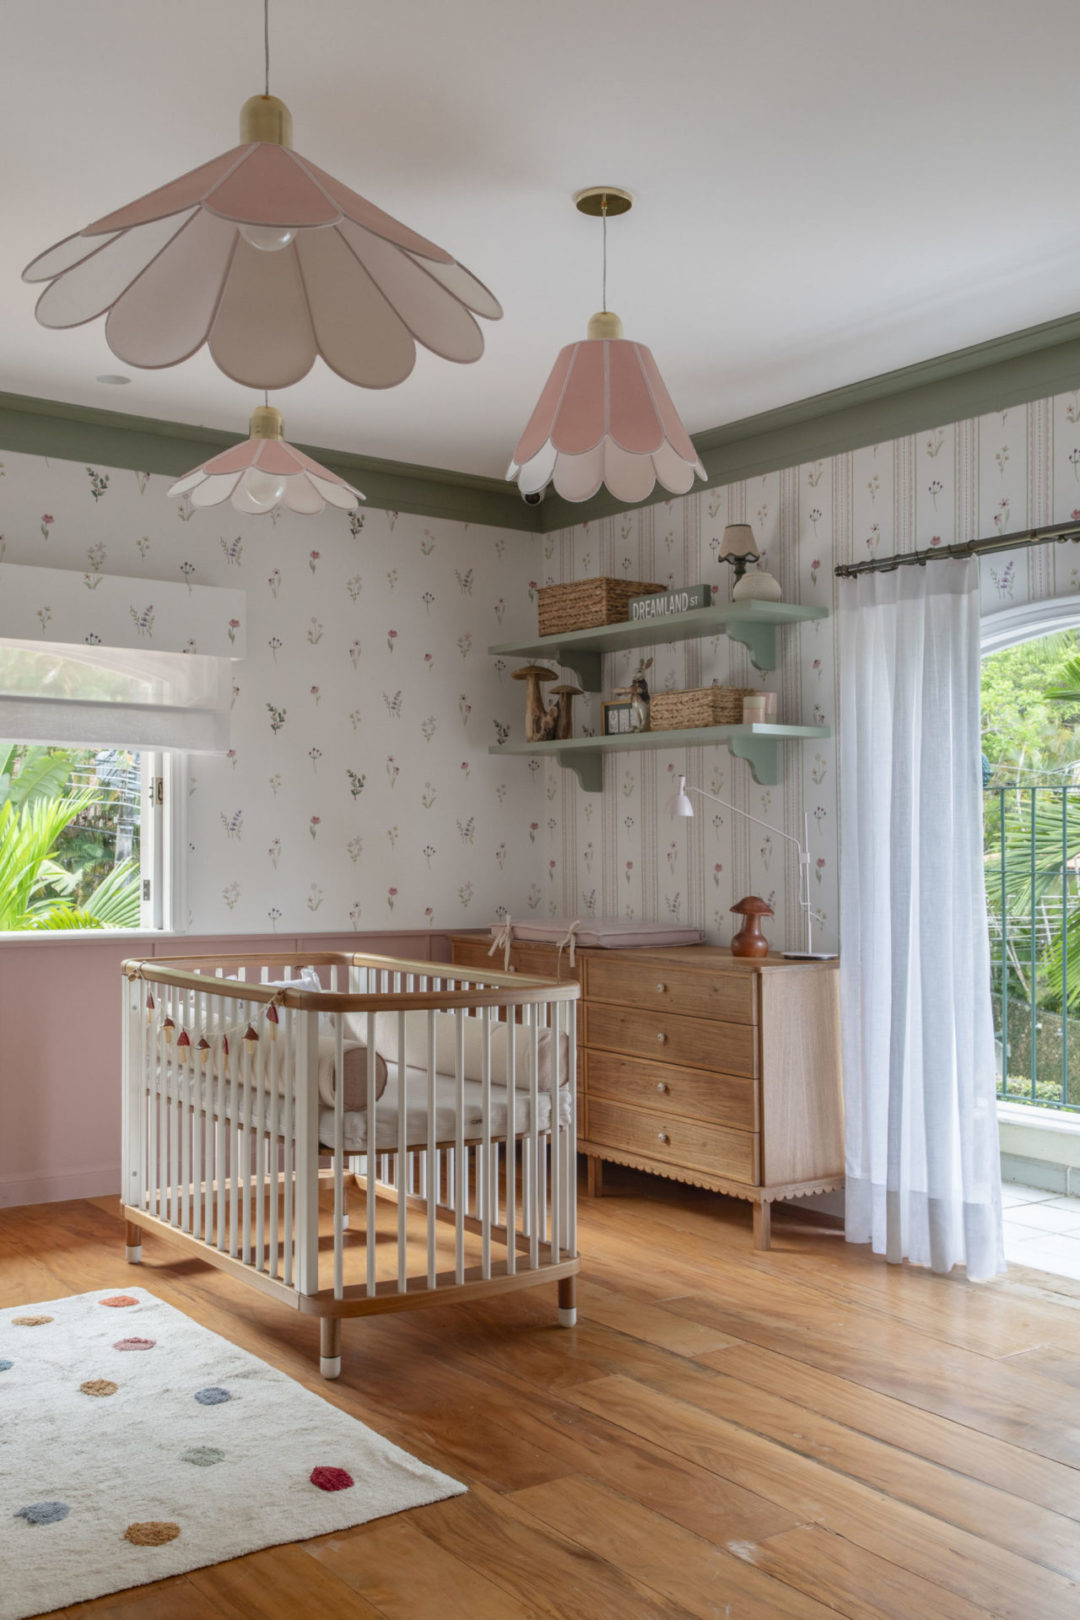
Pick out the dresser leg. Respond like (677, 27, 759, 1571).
(753, 1201, 772, 1250)
(586, 1156, 604, 1198)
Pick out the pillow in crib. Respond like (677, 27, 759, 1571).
(316, 1038, 388, 1109)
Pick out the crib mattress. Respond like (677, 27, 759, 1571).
(149, 1063, 567, 1154)
(318, 1065, 568, 1153)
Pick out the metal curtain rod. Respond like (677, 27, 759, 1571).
(833, 518, 1080, 579)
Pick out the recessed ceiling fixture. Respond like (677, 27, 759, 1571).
(95, 373, 130, 386)
(507, 187, 705, 505)
(167, 405, 363, 516)
(21, 2, 502, 391)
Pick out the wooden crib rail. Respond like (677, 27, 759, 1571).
(122, 953, 580, 1012)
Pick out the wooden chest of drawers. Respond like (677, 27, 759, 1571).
(447, 937, 843, 1248)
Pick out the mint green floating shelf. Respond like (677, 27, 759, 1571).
(488, 723, 831, 792)
(488, 600, 828, 689)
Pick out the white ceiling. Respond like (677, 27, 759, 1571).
(4, 0, 1080, 480)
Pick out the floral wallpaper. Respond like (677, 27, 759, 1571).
(0, 448, 543, 934)
(537, 388, 1080, 954)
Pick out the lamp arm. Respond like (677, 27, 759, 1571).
(683, 785, 809, 863)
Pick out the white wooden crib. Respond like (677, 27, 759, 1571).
(120, 952, 579, 1376)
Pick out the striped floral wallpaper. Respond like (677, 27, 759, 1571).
(0, 447, 542, 934)
(537, 389, 1080, 954)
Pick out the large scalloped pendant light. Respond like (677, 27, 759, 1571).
(22, 5, 501, 391)
(167, 405, 364, 516)
(507, 188, 705, 505)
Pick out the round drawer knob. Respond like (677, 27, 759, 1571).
(656, 1081, 669, 1093)
(658, 1131, 670, 1144)
(656, 982, 667, 993)
(656, 1032, 667, 1044)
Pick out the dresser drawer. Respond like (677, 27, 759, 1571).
(585, 955, 756, 1025)
(585, 1049, 757, 1132)
(587, 1098, 759, 1184)
(585, 1003, 757, 1078)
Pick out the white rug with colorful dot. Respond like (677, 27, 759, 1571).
(0, 1288, 465, 1620)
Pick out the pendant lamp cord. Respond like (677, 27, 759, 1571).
(601, 198, 608, 311)
(263, 0, 270, 95)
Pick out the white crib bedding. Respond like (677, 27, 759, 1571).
(151, 1061, 567, 1153)
(318, 1063, 569, 1153)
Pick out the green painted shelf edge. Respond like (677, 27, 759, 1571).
(488, 723, 831, 791)
(488, 600, 828, 688)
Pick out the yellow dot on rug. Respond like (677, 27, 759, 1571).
(80, 1379, 118, 1397)
(124, 1521, 180, 1546)
(11, 1316, 53, 1327)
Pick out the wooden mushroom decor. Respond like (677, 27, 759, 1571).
(549, 682, 584, 740)
(729, 894, 774, 958)
(512, 665, 559, 742)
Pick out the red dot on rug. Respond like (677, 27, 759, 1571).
(310, 1466, 354, 1492)
(112, 1337, 156, 1351)
(99, 1295, 138, 1308)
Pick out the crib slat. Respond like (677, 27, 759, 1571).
(365, 1010, 377, 1297)
(267, 994, 280, 1279)
(426, 1008, 437, 1289)
(550, 1001, 561, 1266)
(295, 1008, 321, 1296)
(480, 1007, 492, 1281)
(333, 1009, 345, 1300)
(282, 1003, 295, 1288)
(529, 1007, 541, 1272)
(454, 1009, 465, 1286)
(191, 989, 204, 1240)
(506, 1012, 517, 1277)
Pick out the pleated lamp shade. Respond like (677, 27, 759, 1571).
(167, 406, 364, 516)
(23, 95, 502, 391)
(507, 312, 706, 504)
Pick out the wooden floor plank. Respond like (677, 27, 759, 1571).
(701, 1340, 1080, 1519)
(733, 1524, 1000, 1620)
(510, 1475, 841, 1620)
(634, 1357, 1080, 1576)
(568, 1375, 1080, 1620)
(303, 1517, 548, 1619)
(186, 1544, 385, 1619)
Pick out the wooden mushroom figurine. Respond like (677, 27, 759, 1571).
(729, 894, 774, 958)
(549, 682, 584, 740)
(512, 664, 559, 742)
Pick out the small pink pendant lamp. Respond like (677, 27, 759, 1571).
(507, 188, 706, 505)
(22, 5, 501, 391)
(167, 405, 363, 516)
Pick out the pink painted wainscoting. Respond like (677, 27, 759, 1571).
(0, 931, 453, 1208)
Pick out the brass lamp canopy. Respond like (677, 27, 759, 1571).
(587, 310, 624, 340)
(249, 404, 284, 439)
(574, 186, 633, 218)
(239, 94, 293, 147)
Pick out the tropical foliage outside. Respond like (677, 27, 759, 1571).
(0, 743, 142, 930)
(982, 631, 1080, 1108)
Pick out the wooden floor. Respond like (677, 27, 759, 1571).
(5, 1170, 1080, 1620)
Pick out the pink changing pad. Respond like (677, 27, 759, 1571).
(489, 917, 704, 950)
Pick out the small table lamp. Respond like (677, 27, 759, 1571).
(669, 774, 836, 959)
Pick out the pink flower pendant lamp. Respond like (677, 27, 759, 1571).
(23, 94, 502, 391)
(167, 405, 363, 516)
(507, 188, 705, 505)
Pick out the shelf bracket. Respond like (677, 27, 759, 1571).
(727, 734, 778, 786)
(558, 748, 603, 792)
(551, 648, 602, 691)
(726, 622, 777, 673)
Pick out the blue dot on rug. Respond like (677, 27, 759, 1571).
(15, 1501, 69, 1526)
(0, 1360, 13, 1372)
(182, 1446, 225, 1466)
(194, 1387, 232, 1405)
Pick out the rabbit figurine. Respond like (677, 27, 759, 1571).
(614, 657, 653, 732)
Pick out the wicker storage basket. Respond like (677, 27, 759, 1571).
(537, 577, 665, 637)
(650, 686, 757, 730)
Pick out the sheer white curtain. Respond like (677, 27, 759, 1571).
(838, 560, 1004, 1279)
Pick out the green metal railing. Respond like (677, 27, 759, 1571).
(986, 784, 1080, 1111)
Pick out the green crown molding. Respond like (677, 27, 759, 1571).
(4, 306, 1080, 538)
(537, 308, 1080, 530)
(0, 389, 543, 534)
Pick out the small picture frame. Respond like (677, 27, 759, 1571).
(602, 699, 635, 736)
